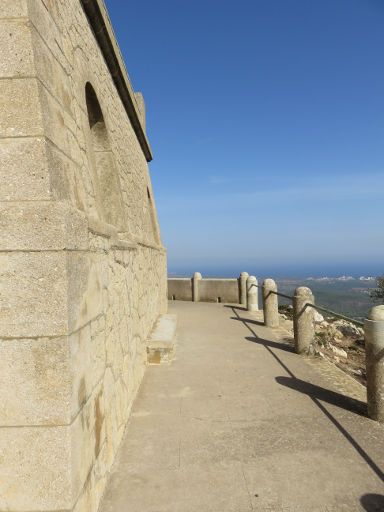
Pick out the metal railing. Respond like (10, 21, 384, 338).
(306, 303, 364, 327)
(250, 282, 363, 326)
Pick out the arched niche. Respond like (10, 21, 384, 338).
(85, 82, 125, 229)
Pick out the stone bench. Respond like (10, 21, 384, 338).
(147, 314, 177, 364)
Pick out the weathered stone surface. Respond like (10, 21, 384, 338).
(0, 78, 42, 137)
(0, 0, 27, 19)
(0, 137, 51, 201)
(0, 251, 68, 338)
(30, 25, 72, 111)
(70, 320, 106, 418)
(0, 201, 88, 251)
(67, 252, 106, 332)
(365, 306, 384, 422)
(262, 278, 279, 328)
(0, 336, 71, 426)
(0, 19, 34, 77)
(0, 2, 167, 511)
(293, 286, 315, 354)
(247, 275, 259, 311)
(0, 425, 72, 511)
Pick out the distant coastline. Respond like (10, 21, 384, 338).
(167, 270, 379, 319)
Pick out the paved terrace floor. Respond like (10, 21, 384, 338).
(100, 301, 384, 512)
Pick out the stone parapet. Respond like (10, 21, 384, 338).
(168, 275, 240, 304)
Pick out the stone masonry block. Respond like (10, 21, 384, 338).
(0, 137, 51, 201)
(30, 25, 72, 112)
(0, 78, 42, 137)
(0, 425, 72, 511)
(0, 18, 34, 77)
(0, 201, 89, 251)
(26, 0, 65, 72)
(38, 83, 74, 160)
(70, 320, 106, 418)
(0, 336, 71, 426)
(45, 139, 82, 204)
(67, 252, 107, 333)
(71, 381, 107, 505)
(0, 0, 27, 19)
(0, 251, 68, 338)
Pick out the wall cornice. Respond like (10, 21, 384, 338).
(80, 0, 153, 162)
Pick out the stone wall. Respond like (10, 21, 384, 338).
(168, 278, 193, 301)
(0, 1, 167, 511)
(168, 277, 240, 303)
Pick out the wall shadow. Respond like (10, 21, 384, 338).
(360, 494, 384, 511)
(276, 375, 367, 416)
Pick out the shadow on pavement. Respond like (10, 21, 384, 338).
(245, 335, 294, 353)
(228, 304, 384, 483)
(276, 375, 367, 416)
(230, 316, 265, 326)
(360, 494, 384, 511)
(224, 304, 247, 312)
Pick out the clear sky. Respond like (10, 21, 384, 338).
(105, 0, 384, 277)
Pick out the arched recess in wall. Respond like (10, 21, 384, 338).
(146, 187, 161, 245)
(85, 82, 126, 229)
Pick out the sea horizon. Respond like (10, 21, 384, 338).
(167, 264, 383, 280)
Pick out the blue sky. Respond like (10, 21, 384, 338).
(105, 0, 384, 277)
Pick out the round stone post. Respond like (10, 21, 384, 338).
(263, 279, 279, 328)
(293, 286, 315, 354)
(247, 275, 258, 312)
(365, 305, 384, 422)
(239, 272, 249, 306)
(192, 272, 202, 302)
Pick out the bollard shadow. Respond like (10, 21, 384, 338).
(245, 335, 294, 353)
(230, 316, 265, 326)
(360, 494, 384, 511)
(276, 376, 367, 417)
(228, 303, 384, 483)
(228, 302, 384, 482)
(224, 304, 247, 312)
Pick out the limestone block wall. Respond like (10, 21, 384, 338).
(0, 1, 166, 511)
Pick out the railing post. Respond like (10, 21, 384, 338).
(263, 278, 279, 328)
(365, 305, 384, 422)
(293, 286, 314, 354)
(239, 272, 249, 306)
(192, 272, 202, 302)
(246, 275, 258, 312)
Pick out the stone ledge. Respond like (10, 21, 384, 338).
(146, 314, 177, 364)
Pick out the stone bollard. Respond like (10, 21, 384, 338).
(239, 272, 249, 306)
(263, 279, 279, 328)
(192, 272, 202, 302)
(247, 275, 258, 312)
(365, 305, 384, 422)
(293, 286, 315, 354)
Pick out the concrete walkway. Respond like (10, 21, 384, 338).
(100, 302, 384, 512)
